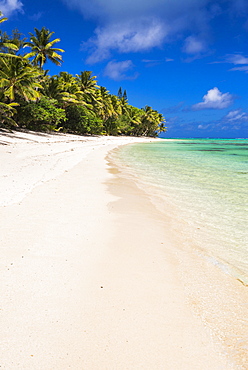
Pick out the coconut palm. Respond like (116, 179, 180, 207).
(75, 71, 100, 106)
(110, 95, 122, 117)
(122, 105, 142, 135)
(96, 87, 121, 134)
(41, 75, 65, 102)
(0, 56, 42, 102)
(96, 87, 111, 121)
(0, 100, 18, 127)
(119, 96, 129, 115)
(0, 11, 7, 23)
(58, 72, 85, 103)
(76, 71, 98, 93)
(24, 27, 64, 68)
(138, 106, 166, 136)
(0, 12, 20, 56)
(42, 72, 91, 108)
(0, 32, 19, 55)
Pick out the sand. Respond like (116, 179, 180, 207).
(0, 130, 247, 369)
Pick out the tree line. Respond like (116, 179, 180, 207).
(0, 12, 166, 137)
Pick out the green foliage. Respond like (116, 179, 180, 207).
(0, 100, 18, 128)
(123, 89, 127, 101)
(0, 11, 7, 24)
(16, 97, 66, 131)
(24, 27, 64, 68)
(115, 115, 132, 135)
(0, 56, 42, 102)
(0, 28, 25, 55)
(0, 19, 166, 136)
(117, 87, 122, 99)
(64, 104, 103, 135)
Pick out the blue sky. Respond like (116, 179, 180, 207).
(1, 0, 248, 138)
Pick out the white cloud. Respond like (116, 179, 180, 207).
(227, 54, 248, 72)
(104, 60, 137, 81)
(213, 53, 248, 73)
(198, 124, 211, 129)
(142, 57, 174, 63)
(63, 0, 248, 23)
(62, 0, 248, 63)
(0, 0, 23, 16)
(219, 109, 248, 131)
(63, 0, 213, 62)
(62, 0, 211, 23)
(229, 66, 248, 73)
(192, 87, 234, 110)
(226, 54, 248, 65)
(183, 36, 206, 54)
(84, 18, 168, 64)
(224, 109, 248, 122)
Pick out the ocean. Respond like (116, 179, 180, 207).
(114, 138, 248, 285)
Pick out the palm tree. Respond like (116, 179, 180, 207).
(0, 100, 18, 127)
(76, 71, 100, 106)
(124, 105, 142, 135)
(0, 12, 20, 56)
(42, 72, 92, 108)
(0, 33, 19, 55)
(119, 96, 129, 115)
(58, 72, 85, 103)
(76, 71, 98, 93)
(24, 27, 64, 68)
(96, 87, 111, 121)
(96, 87, 121, 134)
(42, 75, 65, 102)
(0, 11, 7, 23)
(0, 56, 42, 102)
(138, 106, 166, 136)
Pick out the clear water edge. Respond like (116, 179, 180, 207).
(112, 138, 248, 286)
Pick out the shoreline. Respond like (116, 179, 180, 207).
(0, 131, 159, 207)
(0, 131, 247, 369)
(108, 144, 248, 368)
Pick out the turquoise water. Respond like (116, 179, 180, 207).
(115, 139, 248, 284)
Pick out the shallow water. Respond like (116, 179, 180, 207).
(115, 139, 248, 285)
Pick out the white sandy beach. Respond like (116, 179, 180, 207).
(1, 130, 247, 369)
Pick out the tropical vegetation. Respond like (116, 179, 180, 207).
(0, 12, 166, 136)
